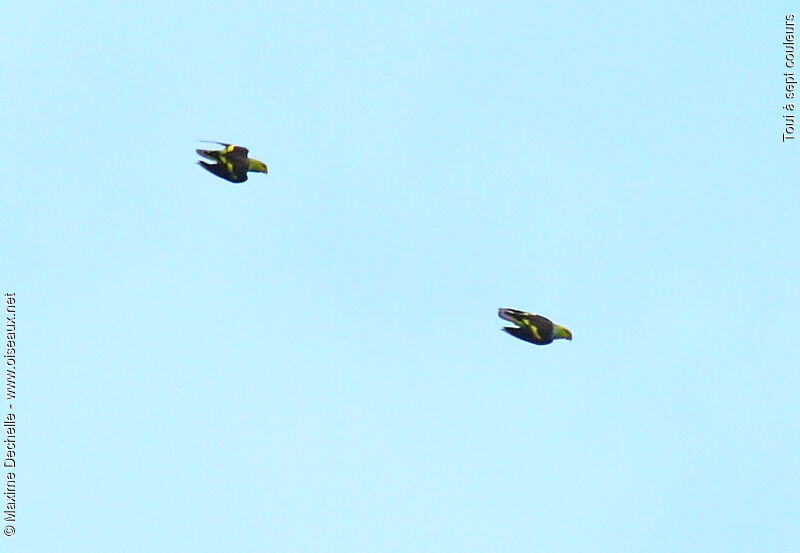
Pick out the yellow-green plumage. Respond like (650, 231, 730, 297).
(498, 308, 572, 345)
(196, 141, 268, 183)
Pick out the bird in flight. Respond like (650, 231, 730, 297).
(196, 141, 268, 183)
(498, 308, 573, 345)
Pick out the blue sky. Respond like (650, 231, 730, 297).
(4, 2, 799, 552)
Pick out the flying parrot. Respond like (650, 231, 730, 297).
(498, 308, 573, 345)
(196, 141, 268, 183)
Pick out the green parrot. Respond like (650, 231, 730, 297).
(498, 308, 573, 345)
(196, 141, 268, 183)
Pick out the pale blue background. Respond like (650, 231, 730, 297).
(3, 2, 799, 552)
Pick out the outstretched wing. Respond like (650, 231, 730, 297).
(199, 141, 249, 160)
(498, 308, 555, 345)
(198, 140, 231, 147)
(196, 148, 220, 161)
(222, 145, 249, 161)
(519, 314, 554, 342)
(197, 161, 249, 183)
